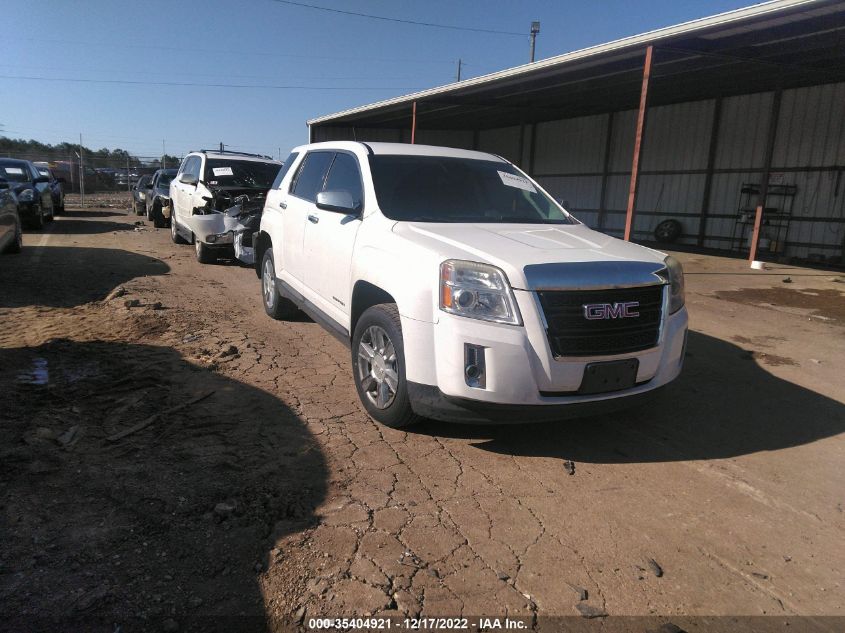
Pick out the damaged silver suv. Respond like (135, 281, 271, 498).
(168, 150, 281, 264)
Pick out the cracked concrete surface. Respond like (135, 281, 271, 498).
(1, 201, 843, 623)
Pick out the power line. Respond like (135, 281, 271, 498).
(0, 75, 414, 91)
(23, 36, 458, 65)
(267, 0, 524, 36)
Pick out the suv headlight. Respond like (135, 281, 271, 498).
(661, 255, 685, 314)
(18, 188, 35, 202)
(440, 260, 521, 325)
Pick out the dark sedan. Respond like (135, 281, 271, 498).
(34, 164, 66, 215)
(0, 178, 22, 254)
(0, 159, 54, 229)
(145, 168, 177, 228)
(132, 175, 152, 215)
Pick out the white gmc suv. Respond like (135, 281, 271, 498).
(255, 142, 688, 427)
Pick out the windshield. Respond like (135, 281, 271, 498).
(368, 155, 578, 224)
(157, 174, 173, 188)
(0, 164, 31, 183)
(203, 159, 280, 189)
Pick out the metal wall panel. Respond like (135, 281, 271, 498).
(533, 114, 608, 175)
(478, 125, 523, 165)
(773, 83, 845, 168)
(714, 92, 774, 169)
(641, 100, 715, 171)
(415, 129, 475, 149)
(535, 175, 603, 223)
(608, 110, 637, 172)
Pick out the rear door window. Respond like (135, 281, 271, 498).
(290, 151, 333, 202)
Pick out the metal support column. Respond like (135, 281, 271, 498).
(624, 45, 654, 242)
(597, 112, 615, 230)
(749, 88, 782, 263)
(697, 97, 723, 246)
(411, 101, 417, 145)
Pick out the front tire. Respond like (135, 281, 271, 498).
(152, 202, 167, 228)
(170, 214, 186, 244)
(352, 304, 420, 428)
(31, 202, 45, 230)
(260, 247, 298, 320)
(195, 238, 216, 264)
(5, 219, 22, 254)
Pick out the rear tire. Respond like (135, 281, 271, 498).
(260, 247, 298, 320)
(352, 304, 420, 428)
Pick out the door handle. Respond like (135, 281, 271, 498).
(279, 201, 287, 209)
(307, 214, 319, 224)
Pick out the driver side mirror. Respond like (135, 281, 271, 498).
(315, 190, 357, 215)
(145, 183, 154, 189)
(180, 173, 198, 186)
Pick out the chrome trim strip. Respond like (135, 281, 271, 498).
(523, 261, 668, 291)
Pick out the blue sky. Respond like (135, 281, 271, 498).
(2, 0, 748, 160)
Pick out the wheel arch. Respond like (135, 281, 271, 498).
(254, 230, 272, 277)
(350, 281, 397, 338)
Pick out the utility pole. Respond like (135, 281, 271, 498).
(456, 58, 463, 82)
(68, 151, 75, 193)
(219, 142, 224, 152)
(529, 21, 541, 63)
(78, 133, 85, 209)
(126, 155, 131, 211)
(162, 140, 166, 169)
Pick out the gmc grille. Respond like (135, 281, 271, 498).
(537, 285, 664, 357)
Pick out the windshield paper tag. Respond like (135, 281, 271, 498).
(212, 167, 233, 176)
(498, 171, 536, 193)
(4, 167, 24, 175)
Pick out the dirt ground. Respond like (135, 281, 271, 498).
(1, 193, 843, 631)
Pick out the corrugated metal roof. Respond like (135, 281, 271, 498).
(308, 0, 828, 126)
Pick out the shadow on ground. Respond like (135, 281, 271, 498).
(60, 210, 126, 219)
(46, 218, 137, 234)
(0, 246, 169, 308)
(0, 339, 327, 631)
(416, 331, 845, 463)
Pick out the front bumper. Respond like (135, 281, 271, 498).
(400, 289, 688, 422)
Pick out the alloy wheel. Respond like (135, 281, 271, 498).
(356, 325, 398, 409)
(262, 257, 276, 309)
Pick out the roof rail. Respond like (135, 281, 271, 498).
(196, 149, 275, 160)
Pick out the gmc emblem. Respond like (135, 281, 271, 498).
(583, 301, 640, 320)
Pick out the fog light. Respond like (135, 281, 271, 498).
(464, 344, 486, 389)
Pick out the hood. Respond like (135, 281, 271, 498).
(393, 222, 666, 290)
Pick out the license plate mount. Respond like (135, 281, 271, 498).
(578, 358, 639, 395)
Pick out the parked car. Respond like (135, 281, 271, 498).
(33, 163, 66, 214)
(144, 169, 177, 227)
(254, 142, 688, 428)
(0, 159, 54, 229)
(169, 150, 281, 264)
(0, 178, 22, 254)
(132, 175, 152, 215)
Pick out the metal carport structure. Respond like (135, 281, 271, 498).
(308, 0, 845, 264)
